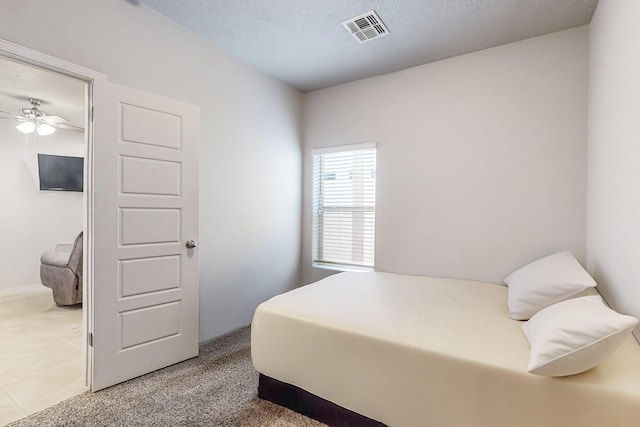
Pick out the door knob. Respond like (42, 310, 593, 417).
(185, 240, 197, 249)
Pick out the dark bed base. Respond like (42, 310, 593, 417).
(258, 374, 387, 427)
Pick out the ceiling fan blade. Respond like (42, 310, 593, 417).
(53, 122, 84, 132)
(0, 110, 23, 120)
(42, 115, 69, 123)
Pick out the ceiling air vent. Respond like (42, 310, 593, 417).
(342, 10, 389, 43)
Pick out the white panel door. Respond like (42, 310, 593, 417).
(91, 82, 199, 391)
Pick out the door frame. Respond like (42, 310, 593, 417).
(0, 38, 106, 389)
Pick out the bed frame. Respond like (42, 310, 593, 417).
(258, 374, 386, 426)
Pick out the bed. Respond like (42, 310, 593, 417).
(251, 271, 640, 426)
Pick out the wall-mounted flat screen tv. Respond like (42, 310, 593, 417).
(38, 154, 84, 192)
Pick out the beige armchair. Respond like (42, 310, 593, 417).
(40, 231, 83, 305)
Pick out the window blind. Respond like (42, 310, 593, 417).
(312, 143, 376, 269)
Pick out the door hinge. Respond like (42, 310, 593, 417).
(90, 106, 94, 122)
(88, 332, 94, 347)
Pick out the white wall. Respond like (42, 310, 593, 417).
(0, 123, 84, 289)
(303, 27, 588, 285)
(587, 0, 640, 337)
(0, 0, 302, 341)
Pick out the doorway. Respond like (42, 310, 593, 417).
(0, 54, 89, 424)
(0, 38, 201, 420)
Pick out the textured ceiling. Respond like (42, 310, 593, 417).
(0, 56, 85, 129)
(140, 0, 598, 92)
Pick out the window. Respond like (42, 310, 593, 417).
(312, 143, 376, 270)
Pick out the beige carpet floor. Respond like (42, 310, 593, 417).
(8, 326, 326, 427)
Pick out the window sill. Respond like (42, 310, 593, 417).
(312, 262, 374, 273)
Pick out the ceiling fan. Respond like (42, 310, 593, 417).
(0, 98, 83, 135)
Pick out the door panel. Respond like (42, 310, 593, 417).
(91, 82, 199, 391)
(119, 256, 181, 297)
(120, 157, 181, 196)
(121, 103, 182, 148)
(119, 302, 180, 349)
(120, 208, 181, 245)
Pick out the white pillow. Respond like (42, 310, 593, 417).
(522, 295, 638, 377)
(504, 250, 596, 320)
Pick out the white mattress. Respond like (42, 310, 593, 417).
(251, 272, 640, 427)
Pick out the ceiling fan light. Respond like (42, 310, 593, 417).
(16, 121, 36, 134)
(36, 123, 56, 136)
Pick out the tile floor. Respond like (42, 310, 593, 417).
(0, 285, 85, 426)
